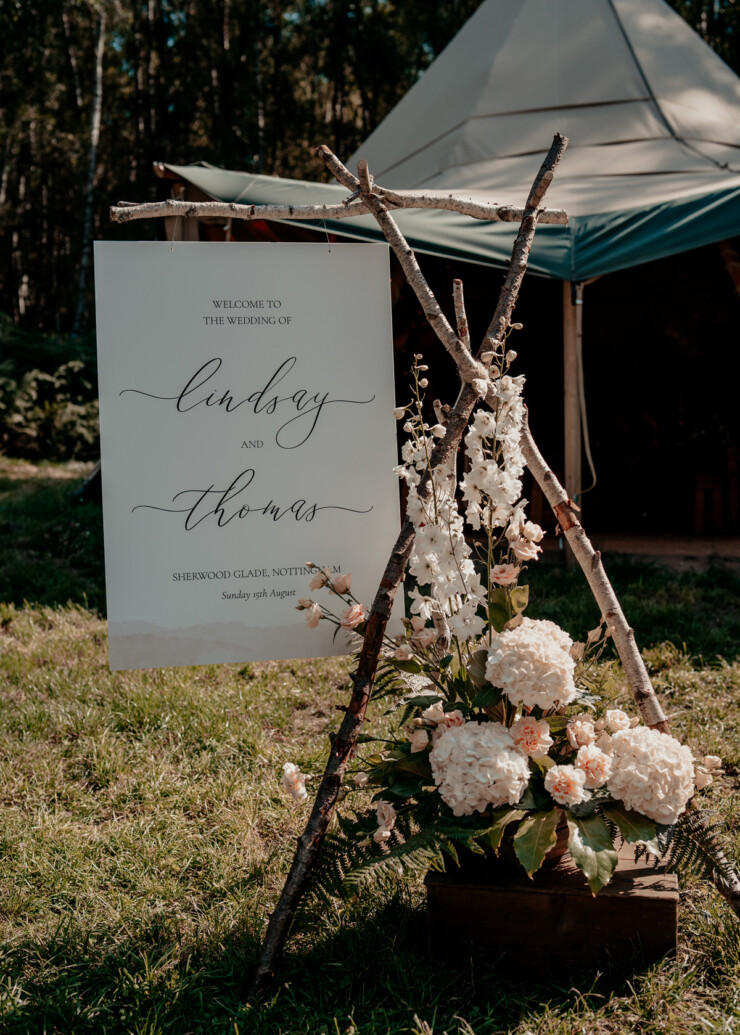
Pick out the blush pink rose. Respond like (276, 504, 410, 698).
(512, 716, 553, 759)
(309, 567, 331, 590)
(491, 563, 520, 586)
(340, 603, 366, 629)
(544, 763, 587, 806)
(330, 573, 352, 595)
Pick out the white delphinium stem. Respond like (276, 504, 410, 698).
(395, 359, 488, 647)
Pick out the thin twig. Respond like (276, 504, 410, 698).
(453, 280, 471, 351)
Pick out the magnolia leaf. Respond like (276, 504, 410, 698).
(381, 778, 425, 799)
(489, 604, 509, 633)
(391, 659, 423, 674)
(487, 807, 527, 852)
(466, 649, 489, 688)
(488, 586, 510, 633)
(504, 612, 523, 632)
(567, 814, 619, 895)
(391, 757, 433, 778)
(517, 779, 552, 811)
(471, 686, 502, 709)
(569, 793, 611, 818)
(513, 810, 560, 877)
(400, 693, 442, 708)
(603, 805, 658, 845)
(510, 585, 530, 614)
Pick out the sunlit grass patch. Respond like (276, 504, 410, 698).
(0, 461, 739, 1032)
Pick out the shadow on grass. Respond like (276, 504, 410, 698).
(527, 555, 740, 663)
(0, 894, 680, 1035)
(0, 472, 105, 615)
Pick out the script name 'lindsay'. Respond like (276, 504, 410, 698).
(120, 356, 374, 449)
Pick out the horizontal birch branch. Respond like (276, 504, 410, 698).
(109, 194, 568, 226)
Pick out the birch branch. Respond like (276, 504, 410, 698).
(250, 134, 568, 998)
(453, 279, 471, 351)
(112, 197, 372, 224)
(110, 194, 568, 226)
(375, 187, 568, 224)
(519, 410, 669, 732)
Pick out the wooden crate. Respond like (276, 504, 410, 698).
(425, 844, 678, 972)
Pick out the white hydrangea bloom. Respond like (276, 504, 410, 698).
(485, 617, 577, 709)
(607, 726, 695, 825)
(429, 721, 530, 816)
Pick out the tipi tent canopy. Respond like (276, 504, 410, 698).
(160, 0, 740, 512)
(163, 0, 740, 281)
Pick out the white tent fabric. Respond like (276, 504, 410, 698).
(348, 0, 740, 218)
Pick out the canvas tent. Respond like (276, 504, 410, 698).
(159, 0, 740, 509)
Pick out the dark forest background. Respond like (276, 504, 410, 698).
(1, 0, 739, 468)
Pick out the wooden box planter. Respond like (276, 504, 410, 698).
(425, 844, 678, 973)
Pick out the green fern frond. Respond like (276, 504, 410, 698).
(373, 658, 410, 700)
(664, 808, 738, 886)
(340, 826, 446, 895)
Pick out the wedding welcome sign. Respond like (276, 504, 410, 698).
(94, 241, 401, 670)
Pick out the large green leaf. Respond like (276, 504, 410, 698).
(391, 659, 423, 674)
(488, 586, 510, 633)
(510, 585, 529, 615)
(466, 649, 489, 688)
(487, 807, 527, 852)
(513, 810, 560, 877)
(516, 778, 552, 811)
(471, 686, 502, 709)
(567, 814, 619, 895)
(603, 805, 658, 845)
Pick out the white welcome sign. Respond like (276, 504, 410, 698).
(94, 241, 401, 670)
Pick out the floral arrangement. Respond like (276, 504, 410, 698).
(284, 353, 727, 896)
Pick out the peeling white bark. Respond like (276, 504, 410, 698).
(110, 192, 567, 226)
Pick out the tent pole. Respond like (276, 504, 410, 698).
(563, 281, 583, 564)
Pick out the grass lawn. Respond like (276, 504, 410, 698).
(0, 457, 739, 1034)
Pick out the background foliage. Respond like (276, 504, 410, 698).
(0, 0, 737, 336)
(1, 0, 737, 461)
